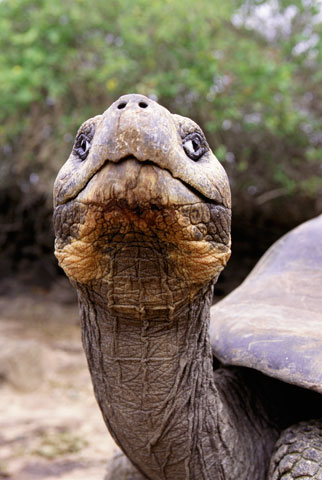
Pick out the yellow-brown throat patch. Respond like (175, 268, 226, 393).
(54, 199, 231, 297)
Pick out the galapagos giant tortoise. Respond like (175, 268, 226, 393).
(53, 94, 322, 480)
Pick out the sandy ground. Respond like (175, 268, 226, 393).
(0, 278, 117, 480)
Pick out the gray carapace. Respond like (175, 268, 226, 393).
(210, 214, 322, 394)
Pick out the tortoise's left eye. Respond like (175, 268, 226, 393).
(75, 133, 92, 160)
(183, 133, 206, 161)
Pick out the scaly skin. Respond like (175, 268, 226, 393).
(268, 420, 322, 479)
(53, 94, 322, 480)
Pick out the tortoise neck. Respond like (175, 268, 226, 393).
(77, 279, 228, 479)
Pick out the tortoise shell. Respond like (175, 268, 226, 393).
(210, 214, 322, 394)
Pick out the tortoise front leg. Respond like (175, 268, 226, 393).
(105, 447, 147, 480)
(268, 420, 322, 479)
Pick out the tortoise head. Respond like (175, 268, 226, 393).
(53, 94, 231, 298)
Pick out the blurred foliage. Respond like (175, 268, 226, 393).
(31, 429, 87, 458)
(0, 0, 321, 227)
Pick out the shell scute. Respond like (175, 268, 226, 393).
(210, 214, 322, 393)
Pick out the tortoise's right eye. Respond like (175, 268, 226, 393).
(75, 133, 91, 160)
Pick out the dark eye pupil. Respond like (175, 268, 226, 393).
(183, 133, 206, 161)
(192, 139, 199, 151)
(75, 133, 92, 160)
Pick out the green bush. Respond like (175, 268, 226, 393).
(1, 0, 321, 211)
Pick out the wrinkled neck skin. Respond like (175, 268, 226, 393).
(74, 244, 277, 480)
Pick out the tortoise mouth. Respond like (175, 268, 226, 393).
(70, 155, 227, 210)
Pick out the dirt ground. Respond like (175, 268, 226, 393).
(0, 278, 118, 480)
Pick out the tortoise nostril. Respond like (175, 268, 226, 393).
(117, 102, 127, 110)
(139, 101, 148, 109)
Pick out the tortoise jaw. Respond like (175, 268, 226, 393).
(55, 153, 230, 212)
(74, 155, 205, 208)
(57, 153, 230, 213)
